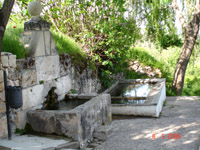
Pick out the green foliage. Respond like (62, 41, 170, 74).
(182, 42, 200, 96)
(15, 128, 25, 135)
(2, 23, 28, 59)
(69, 89, 77, 94)
(24, 123, 34, 134)
(143, 0, 182, 49)
(183, 77, 200, 96)
(39, 80, 44, 85)
(13, 0, 31, 22)
(51, 31, 88, 66)
(126, 46, 179, 96)
(158, 34, 183, 49)
(15, 123, 34, 135)
(130, 42, 200, 96)
(7, 0, 200, 97)
(163, 100, 167, 107)
(39, 0, 140, 87)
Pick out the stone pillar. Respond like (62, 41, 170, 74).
(22, 1, 58, 57)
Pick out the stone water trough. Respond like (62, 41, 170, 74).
(104, 79, 166, 117)
(26, 94, 112, 149)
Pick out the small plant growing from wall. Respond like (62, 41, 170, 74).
(39, 80, 44, 84)
(69, 89, 77, 94)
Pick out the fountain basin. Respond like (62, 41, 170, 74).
(26, 94, 112, 148)
(104, 79, 166, 117)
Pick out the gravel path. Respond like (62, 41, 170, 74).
(95, 96, 200, 150)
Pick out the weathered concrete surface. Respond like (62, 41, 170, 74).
(22, 84, 44, 110)
(95, 96, 200, 150)
(26, 94, 112, 149)
(105, 79, 166, 117)
(0, 134, 70, 150)
(35, 55, 60, 82)
(93, 125, 113, 141)
(0, 116, 7, 138)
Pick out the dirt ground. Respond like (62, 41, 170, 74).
(95, 96, 200, 150)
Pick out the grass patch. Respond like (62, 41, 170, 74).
(2, 23, 89, 65)
(163, 100, 167, 107)
(125, 47, 175, 96)
(51, 31, 88, 65)
(2, 23, 28, 59)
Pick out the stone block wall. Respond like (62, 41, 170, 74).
(0, 52, 18, 138)
(60, 53, 101, 94)
(0, 15, 102, 139)
(0, 52, 101, 139)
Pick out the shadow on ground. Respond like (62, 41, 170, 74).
(95, 96, 200, 150)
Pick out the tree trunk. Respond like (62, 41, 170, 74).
(172, 14, 200, 95)
(0, 0, 15, 56)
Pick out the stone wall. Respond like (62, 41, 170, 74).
(129, 60, 162, 78)
(60, 53, 101, 94)
(0, 12, 101, 139)
(0, 52, 101, 139)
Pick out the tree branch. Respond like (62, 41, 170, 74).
(0, 0, 15, 27)
(0, 0, 15, 55)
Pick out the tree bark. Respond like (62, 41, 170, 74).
(172, 14, 200, 95)
(0, 0, 15, 56)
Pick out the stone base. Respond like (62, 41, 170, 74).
(93, 125, 112, 141)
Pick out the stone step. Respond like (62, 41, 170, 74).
(56, 142, 80, 150)
(93, 125, 112, 141)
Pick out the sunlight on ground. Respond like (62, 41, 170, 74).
(176, 96, 200, 101)
(131, 121, 200, 142)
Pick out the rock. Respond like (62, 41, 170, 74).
(0, 116, 7, 138)
(132, 64, 139, 70)
(155, 68, 162, 77)
(87, 143, 100, 148)
(0, 70, 3, 83)
(93, 125, 112, 141)
(55, 75, 71, 99)
(15, 111, 26, 129)
(7, 80, 14, 86)
(0, 91, 5, 102)
(56, 142, 80, 149)
(7, 68, 19, 81)
(21, 69, 37, 88)
(0, 82, 4, 92)
(149, 72, 155, 77)
(0, 102, 6, 114)
(35, 55, 60, 82)
(13, 80, 19, 86)
(22, 84, 44, 110)
(1, 55, 9, 68)
(8, 55, 16, 68)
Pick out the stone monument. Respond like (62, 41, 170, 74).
(22, 1, 57, 56)
(22, 1, 60, 81)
